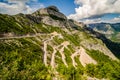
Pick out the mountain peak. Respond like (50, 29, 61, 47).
(33, 5, 66, 19)
(33, 5, 60, 15)
(46, 6, 59, 12)
(32, 5, 67, 27)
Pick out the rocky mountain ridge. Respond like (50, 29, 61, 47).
(32, 6, 69, 28)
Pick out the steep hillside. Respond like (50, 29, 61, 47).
(87, 23, 120, 43)
(0, 6, 120, 80)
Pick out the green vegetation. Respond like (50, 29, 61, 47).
(85, 50, 120, 79)
(0, 14, 19, 33)
(53, 36, 64, 44)
(104, 39, 120, 59)
(57, 65, 84, 80)
(111, 31, 120, 42)
(64, 33, 80, 46)
(63, 47, 72, 65)
(0, 38, 53, 80)
(0, 14, 35, 34)
(0, 11, 120, 80)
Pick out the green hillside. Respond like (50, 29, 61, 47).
(0, 6, 120, 80)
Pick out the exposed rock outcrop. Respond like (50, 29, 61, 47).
(33, 6, 68, 27)
(79, 47, 97, 67)
(80, 41, 118, 60)
(68, 19, 85, 29)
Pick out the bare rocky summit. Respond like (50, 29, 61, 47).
(33, 6, 68, 27)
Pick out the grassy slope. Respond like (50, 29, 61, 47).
(0, 14, 120, 80)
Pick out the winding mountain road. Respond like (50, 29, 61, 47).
(71, 47, 97, 67)
(43, 32, 63, 66)
(0, 32, 97, 68)
(0, 33, 47, 40)
(71, 48, 81, 68)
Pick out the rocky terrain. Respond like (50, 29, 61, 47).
(0, 6, 120, 80)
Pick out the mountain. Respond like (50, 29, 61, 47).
(0, 6, 120, 80)
(87, 23, 120, 43)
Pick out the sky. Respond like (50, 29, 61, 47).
(0, 0, 120, 24)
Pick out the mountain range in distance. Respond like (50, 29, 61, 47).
(87, 22, 120, 43)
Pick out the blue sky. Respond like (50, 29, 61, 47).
(0, 0, 76, 16)
(0, 0, 120, 24)
(30, 0, 77, 16)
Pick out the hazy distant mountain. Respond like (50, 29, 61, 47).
(87, 23, 120, 42)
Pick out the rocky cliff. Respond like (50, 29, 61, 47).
(32, 6, 69, 27)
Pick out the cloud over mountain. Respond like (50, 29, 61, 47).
(0, 0, 44, 15)
(68, 0, 120, 20)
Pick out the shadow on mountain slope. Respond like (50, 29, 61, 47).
(84, 26, 120, 59)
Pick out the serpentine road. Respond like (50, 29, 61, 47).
(0, 33, 47, 40)
(0, 32, 97, 68)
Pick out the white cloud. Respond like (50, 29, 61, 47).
(81, 18, 102, 24)
(68, 0, 120, 20)
(106, 17, 120, 23)
(82, 17, 120, 24)
(0, 0, 44, 15)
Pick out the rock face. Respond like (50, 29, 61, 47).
(80, 47, 97, 67)
(80, 40, 117, 60)
(33, 6, 68, 27)
(68, 19, 85, 29)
